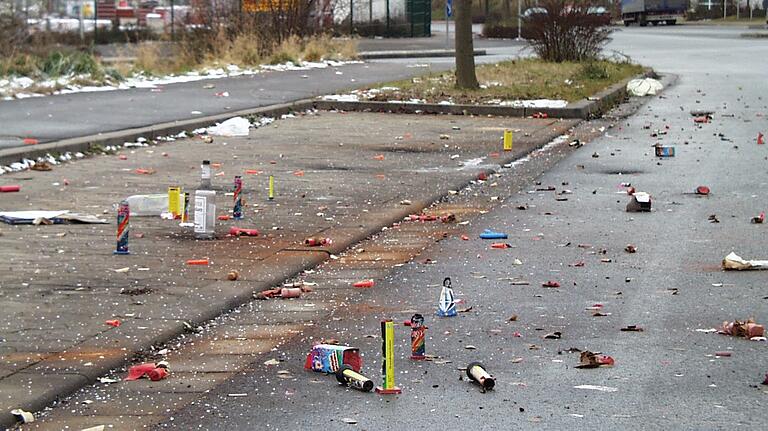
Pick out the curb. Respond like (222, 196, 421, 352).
(358, 49, 487, 59)
(0, 122, 573, 430)
(313, 70, 653, 120)
(0, 99, 315, 167)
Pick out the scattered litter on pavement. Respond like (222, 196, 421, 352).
(758, 133, 764, 145)
(694, 186, 710, 196)
(719, 319, 765, 339)
(353, 279, 374, 288)
(466, 362, 496, 391)
(227, 270, 239, 281)
(479, 229, 507, 239)
(620, 325, 644, 332)
(714, 351, 732, 357)
(105, 319, 121, 327)
(722, 252, 768, 270)
(10, 409, 34, 423)
(624, 244, 637, 253)
(125, 361, 169, 381)
(0, 210, 107, 225)
(305, 344, 362, 373)
(626, 78, 663, 96)
(207, 117, 251, 136)
(751, 212, 765, 224)
(574, 384, 618, 392)
(305, 237, 332, 246)
(341, 418, 358, 424)
(543, 331, 562, 339)
(187, 258, 210, 265)
(654, 145, 675, 157)
(228, 393, 248, 397)
(0, 185, 20, 192)
(542, 281, 560, 288)
(575, 351, 615, 368)
(626, 192, 652, 212)
(229, 227, 260, 236)
(336, 364, 374, 392)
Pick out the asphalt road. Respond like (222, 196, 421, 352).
(154, 26, 768, 430)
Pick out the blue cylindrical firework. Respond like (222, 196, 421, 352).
(233, 176, 243, 220)
(114, 200, 130, 255)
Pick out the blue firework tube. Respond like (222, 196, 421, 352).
(233, 176, 243, 219)
(114, 200, 130, 255)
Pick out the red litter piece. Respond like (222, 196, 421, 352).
(598, 355, 615, 366)
(461, 235, 470, 241)
(229, 227, 260, 237)
(353, 279, 374, 288)
(542, 281, 560, 288)
(148, 367, 169, 381)
(125, 363, 157, 381)
(695, 186, 710, 195)
(105, 319, 121, 327)
(23, 138, 39, 145)
(490, 243, 511, 249)
(758, 133, 764, 145)
(478, 172, 488, 181)
(0, 185, 20, 193)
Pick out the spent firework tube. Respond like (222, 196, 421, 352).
(114, 200, 130, 255)
(233, 176, 243, 219)
(182, 192, 190, 223)
(0, 185, 20, 192)
(409, 313, 426, 360)
(466, 362, 495, 390)
(229, 227, 260, 237)
(335, 364, 374, 392)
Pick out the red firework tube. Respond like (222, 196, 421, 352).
(280, 287, 302, 298)
(186, 258, 209, 265)
(229, 227, 260, 236)
(0, 185, 20, 192)
(353, 279, 374, 288)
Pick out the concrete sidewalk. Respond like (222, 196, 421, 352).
(0, 111, 576, 428)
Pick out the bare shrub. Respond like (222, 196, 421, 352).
(523, 0, 612, 62)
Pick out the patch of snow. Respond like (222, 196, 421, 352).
(499, 99, 568, 109)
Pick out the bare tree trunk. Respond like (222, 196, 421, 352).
(454, 0, 478, 89)
(502, 0, 511, 21)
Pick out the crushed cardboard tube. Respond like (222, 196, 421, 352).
(722, 252, 768, 270)
(466, 362, 496, 390)
(187, 258, 210, 265)
(0, 185, 20, 192)
(11, 409, 34, 423)
(719, 319, 765, 339)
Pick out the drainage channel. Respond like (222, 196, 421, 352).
(18, 112, 625, 431)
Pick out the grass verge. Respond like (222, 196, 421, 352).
(369, 59, 643, 104)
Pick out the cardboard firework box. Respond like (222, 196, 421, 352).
(304, 344, 362, 374)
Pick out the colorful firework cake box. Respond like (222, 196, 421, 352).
(304, 344, 362, 374)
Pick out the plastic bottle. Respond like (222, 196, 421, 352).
(201, 160, 212, 189)
(194, 190, 216, 239)
(125, 194, 167, 216)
